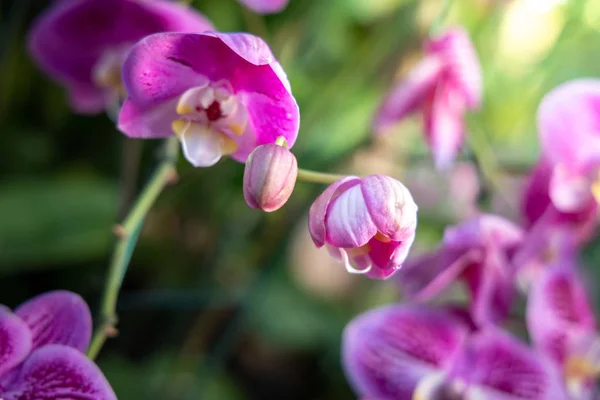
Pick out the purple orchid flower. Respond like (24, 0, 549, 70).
(118, 32, 299, 167)
(373, 28, 482, 170)
(527, 267, 600, 399)
(0, 290, 115, 399)
(308, 175, 418, 280)
(511, 220, 577, 292)
(537, 79, 600, 214)
(28, 0, 214, 115)
(343, 304, 566, 400)
(521, 158, 599, 245)
(237, 0, 289, 14)
(397, 214, 523, 325)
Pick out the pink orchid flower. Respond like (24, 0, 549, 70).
(373, 28, 482, 169)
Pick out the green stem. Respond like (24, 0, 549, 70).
(87, 137, 179, 360)
(296, 168, 348, 185)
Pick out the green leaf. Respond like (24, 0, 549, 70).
(0, 178, 117, 270)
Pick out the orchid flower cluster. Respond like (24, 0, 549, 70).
(344, 64, 600, 400)
(22, 0, 600, 398)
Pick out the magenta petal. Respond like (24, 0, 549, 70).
(464, 250, 516, 325)
(122, 32, 293, 109)
(373, 57, 443, 133)
(526, 267, 596, 365)
(28, 0, 214, 99)
(67, 85, 106, 114)
(15, 291, 92, 353)
(443, 214, 523, 250)
(117, 97, 178, 139)
(427, 27, 482, 110)
(521, 158, 554, 227)
(121, 32, 212, 109)
(538, 79, 600, 170)
(308, 177, 361, 247)
(520, 158, 599, 244)
(3, 345, 116, 400)
(424, 81, 466, 170)
(237, 0, 289, 14)
(204, 32, 276, 66)
(360, 175, 418, 242)
(242, 89, 300, 151)
(397, 248, 481, 301)
(549, 164, 594, 212)
(512, 222, 577, 291)
(325, 184, 378, 248)
(342, 305, 468, 399)
(0, 307, 32, 378)
(366, 239, 401, 279)
(455, 330, 567, 400)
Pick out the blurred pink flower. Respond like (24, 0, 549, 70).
(537, 79, 600, 214)
(521, 157, 598, 245)
(527, 267, 600, 399)
(343, 304, 566, 399)
(373, 28, 482, 170)
(237, 0, 289, 14)
(397, 214, 523, 325)
(28, 0, 214, 114)
(308, 175, 418, 280)
(118, 32, 299, 167)
(512, 221, 576, 291)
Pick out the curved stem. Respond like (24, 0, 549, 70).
(87, 137, 179, 360)
(296, 168, 348, 185)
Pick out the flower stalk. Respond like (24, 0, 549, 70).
(87, 136, 179, 360)
(296, 168, 348, 185)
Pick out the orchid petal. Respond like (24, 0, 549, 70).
(427, 28, 482, 110)
(118, 97, 179, 139)
(424, 81, 466, 170)
(3, 345, 116, 400)
(527, 267, 596, 365)
(242, 90, 300, 153)
(28, 0, 213, 111)
(0, 307, 32, 378)
(342, 305, 469, 399)
(456, 330, 567, 400)
(549, 164, 595, 213)
(15, 290, 92, 353)
(177, 122, 236, 167)
(308, 177, 361, 247)
(360, 175, 418, 242)
(464, 250, 515, 325)
(325, 183, 378, 248)
(236, 0, 289, 14)
(397, 248, 482, 301)
(537, 79, 600, 170)
(443, 214, 523, 251)
(67, 85, 106, 115)
(373, 57, 443, 133)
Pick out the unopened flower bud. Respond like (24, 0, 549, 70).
(243, 143, 298, 212)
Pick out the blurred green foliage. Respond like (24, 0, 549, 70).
(1, 0, 600, 398)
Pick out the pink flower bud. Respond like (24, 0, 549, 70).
(243, 143, 298, 212)
(308, 175, 418, 280)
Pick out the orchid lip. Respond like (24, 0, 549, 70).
(172, 82, 252, 166)
(175, 82, 247, 136)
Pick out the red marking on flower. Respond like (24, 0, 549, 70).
(206, 101, 222, 121)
